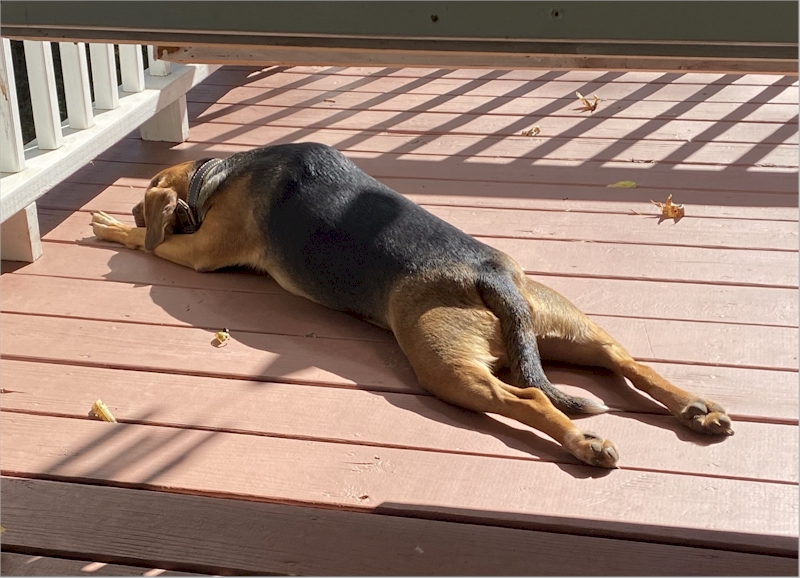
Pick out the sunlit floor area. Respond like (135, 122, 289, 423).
(2, 65, 797, 575)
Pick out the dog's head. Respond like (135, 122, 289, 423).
(133, 161, 194, 251)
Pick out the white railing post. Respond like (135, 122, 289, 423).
(23, 40, 62, 150)
(59, 41, 94, 129)
(1, 35, 218, 262)
(146, 45, 170, 76)
(0, 38, 25, 172)
(140, 44, 188, 142)
(1, 202, 42, 262)
(89, 43, 119, 109)
(119, 44, 145, 92)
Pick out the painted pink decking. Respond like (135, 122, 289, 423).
(1, 66, 797, 576)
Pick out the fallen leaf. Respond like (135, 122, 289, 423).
(323, 99, 336, 103)
(0, 526, 5, 534)
(91, 399, 117, 423)
(575, 91, 600, 113)
(651, 194, 685, 221)
(213, 328, 230, 347)
(520, 125, 540, 137)
(607, 180, 637, 188)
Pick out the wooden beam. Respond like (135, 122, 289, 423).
(2, 477, 796, 575)
(155, 43, 799, 75)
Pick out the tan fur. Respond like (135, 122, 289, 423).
(91, 160, 734, 469)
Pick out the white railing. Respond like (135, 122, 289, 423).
(0, 39, 219, 262)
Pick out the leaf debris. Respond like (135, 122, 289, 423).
(91, 399, 117, 423)
(651, 194, 685, 221)
(213, 328, 231, 347)
(520, 125, 540, 137)
(575, 92, 600, 113)
(607, 180, 637, 188)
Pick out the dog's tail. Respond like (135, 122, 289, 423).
(475, 265, 608, 415)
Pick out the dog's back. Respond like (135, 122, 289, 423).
(237, 142, 502, 327)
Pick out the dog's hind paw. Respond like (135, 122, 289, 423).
(679, 399, 734, 436)
(564, 431, 619, 468)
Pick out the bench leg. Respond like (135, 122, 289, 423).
(1, 202, 43, 263)
(139, 95, 189, 142)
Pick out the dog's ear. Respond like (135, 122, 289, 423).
(132, 200, 146, 228)
(144, 188, 178, 251)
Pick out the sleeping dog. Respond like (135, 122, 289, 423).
(91, 142, 734, 467)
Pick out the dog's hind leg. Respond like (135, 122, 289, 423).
(390, 299, 619, 468)
(524, 279, 734, 436)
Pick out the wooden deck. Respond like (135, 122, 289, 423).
(1, 66, 798, 576)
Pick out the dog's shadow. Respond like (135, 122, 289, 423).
(102, 247, 717, 475)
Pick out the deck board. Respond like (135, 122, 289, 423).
(2, 64, 797, 574)
(1, 360, 796, 482)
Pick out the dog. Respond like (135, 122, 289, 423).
(92, 142, 734, 468)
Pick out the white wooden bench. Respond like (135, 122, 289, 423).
(0, 39, 219, 262)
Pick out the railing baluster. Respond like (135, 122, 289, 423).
(58, 42, 94, 129)
(147, 45, 170, 76)
(0, 38, 25, 173)
(88, 43, 119, 109)
(119, 44, 145, 92)
(22, 40, 62, 150)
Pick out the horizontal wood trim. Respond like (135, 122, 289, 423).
(247, 66, 800, 87)
(152, 45, 799, 75)
(3, 477, 796, 575)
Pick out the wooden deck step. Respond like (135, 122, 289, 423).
(3, 477, 795, 576)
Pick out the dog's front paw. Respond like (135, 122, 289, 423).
(91, 211, 135, 246)
(564, 431, 619, 468)
(91, 211, 145, 249)
(679, 398, 734, 436)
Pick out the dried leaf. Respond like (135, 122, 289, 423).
(91, 399, 117, 423)
(520, 125, 540, 137)
(213, 328, 231, 347)
(607, 180, 637, 188)
(576, 91, 600, 113)
(651, 194, 685, 220)
(0, 526, 5, 534)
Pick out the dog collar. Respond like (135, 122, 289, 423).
(175, 158, 225, 234)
